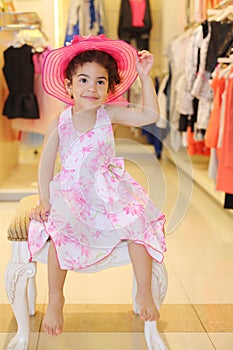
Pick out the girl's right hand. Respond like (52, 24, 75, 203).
(30, 202, 51, 223)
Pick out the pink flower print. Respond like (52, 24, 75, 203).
(96, 141, 114, 159)
(107, 212, 118, 224)
(81, 145, 94, 159)
(124, 226, 137, 240)
(90, 230, 103, 239)
(51, 231, 70, 247)
(63, 252, 81, 270)
(61, 169, 74, 182)
(79, 130, 95, 143)
(124, 200, 145, 216)
(80, 243, 91, 258)
(80, 209, 91, 221)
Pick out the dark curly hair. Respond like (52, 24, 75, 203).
(65, 50, 121, 93)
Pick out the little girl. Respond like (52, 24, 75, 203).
(29, 34, 166, 336)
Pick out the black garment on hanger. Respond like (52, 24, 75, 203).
(2, 44, 39, 119)
(224, 193, 233, 209)
(206, 21, 233, 73)
(118, 0, 152, 50)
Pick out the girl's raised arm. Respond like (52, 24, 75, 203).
(109, 50, 160, 127)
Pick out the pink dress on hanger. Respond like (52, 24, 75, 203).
(28, 106, 166, 271)
(216, 68, 233, 194)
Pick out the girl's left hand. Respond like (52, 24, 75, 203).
(136, 50, 154, 78)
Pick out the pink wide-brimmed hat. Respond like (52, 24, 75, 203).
(42, 34, 138, 105)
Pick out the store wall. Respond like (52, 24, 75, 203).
(161, 0, 187, 72)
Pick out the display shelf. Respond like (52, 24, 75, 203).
(0, 11, 41, 31)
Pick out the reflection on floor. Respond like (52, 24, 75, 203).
(0, 144, 233, 350)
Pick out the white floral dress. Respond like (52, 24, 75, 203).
(28, 106, 166, 271)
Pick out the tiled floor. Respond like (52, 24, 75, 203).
(0, 144, 233, 349)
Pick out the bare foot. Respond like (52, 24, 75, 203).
(136, 291, 160, 322)
(43, 293, 65, 336)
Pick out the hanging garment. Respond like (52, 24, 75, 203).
(64, 0, 105, 44)
(216, 68, 233, 194)
(205, 73, 225, 148)
(118, 0, 152, 50)
(11, 48, 64, 134)
(2, 44, 39, 119)
(224, 193, 233, 209)
(187, 126, 210, 156)
(194, 0, 221, 22)
(28, 106, 166, 271)
(206, 21, 233, 73)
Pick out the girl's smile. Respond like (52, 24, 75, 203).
(66, 62, 109, 110)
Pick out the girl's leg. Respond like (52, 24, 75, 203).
(128, 241, 160, 322)
(43, 241, 67, 336)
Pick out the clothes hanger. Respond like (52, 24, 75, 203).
(217, 53, 233, 64)
(217, 54, 233, 77)
(213, 5, 233, 21)
(11, 28, 48, 51)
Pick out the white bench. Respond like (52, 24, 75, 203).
(5, 195, 168, 350)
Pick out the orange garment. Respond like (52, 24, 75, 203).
(202, 0, 221, 20)
(187, 127, 210, 156)
(216, 68, 233, 194)
(205, 74, 225, 148)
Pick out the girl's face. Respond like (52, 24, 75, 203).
(65, 61, 109, 110)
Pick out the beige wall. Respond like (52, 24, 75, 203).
(161, 0, 187, 72)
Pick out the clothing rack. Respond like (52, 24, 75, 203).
(0, 12, 41, 31)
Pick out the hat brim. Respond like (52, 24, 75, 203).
(42, 36, 138, 105)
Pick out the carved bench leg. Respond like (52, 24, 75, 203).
(132, 262, 168, 350)
(27, 276, 37, 316)
(5, 259, 36, 350)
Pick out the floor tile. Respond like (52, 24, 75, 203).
(36, 332, 149, 350)
(0, 304, 44, 332)
(164, 333, 215, 350)
(208, 333, 233, 350)
(159, 304, 204, 333)
(0, 303, 209, 333)
(0, 333, 39, 350)
(194, 304, 233, 332)
(166, 234, 233, 275)
(58, 265, 134, 304)
(178, 274, 233, 304)
(163, 274, 190, 304)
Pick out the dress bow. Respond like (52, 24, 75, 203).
(95, 157, 125, 203)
